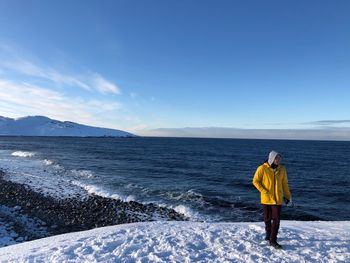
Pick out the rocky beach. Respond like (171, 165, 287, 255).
(0, 169, 187, 247)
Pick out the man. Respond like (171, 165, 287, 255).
(252, 150, 292, 249)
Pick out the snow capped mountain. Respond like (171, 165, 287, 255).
(0, 116, 135, 137)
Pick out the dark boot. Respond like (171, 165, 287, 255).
(269, 241, 283, 249)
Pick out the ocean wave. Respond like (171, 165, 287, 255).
(125, 183, 151, 194)
(69, 181, 205, 221)
(172, 205, 199, 220)
(71, 181, 136, 202)
(11, 151, 36, 158)
(71, 169, 96, 179)
(43, 159, 54, 166)
(165, 189, 204, 202)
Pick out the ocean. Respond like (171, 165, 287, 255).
(0, 136, 349, 222)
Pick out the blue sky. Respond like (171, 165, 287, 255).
(0, 1, 350, 138)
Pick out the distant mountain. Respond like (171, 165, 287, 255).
(0, 116, 135, 137)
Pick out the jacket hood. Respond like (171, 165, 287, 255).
(268, 151, 280, 166)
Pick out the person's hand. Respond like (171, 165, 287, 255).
(284, 197, 294, 207)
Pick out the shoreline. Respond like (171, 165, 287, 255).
(0, 169, 187, 247)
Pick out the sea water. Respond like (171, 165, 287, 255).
(0, 137, 349, 222)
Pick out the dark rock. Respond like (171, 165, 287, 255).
(0, 169, 188, 242)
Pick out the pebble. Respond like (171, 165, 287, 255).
(0, 172, 188, 241)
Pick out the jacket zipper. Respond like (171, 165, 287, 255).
(273, 170, 277, 204)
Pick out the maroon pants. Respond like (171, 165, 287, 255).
(263, 205, 282, 242)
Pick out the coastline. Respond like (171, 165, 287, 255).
(0, 169, 187, 247)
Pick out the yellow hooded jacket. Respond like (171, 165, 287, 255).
(253, 162, 291, 205)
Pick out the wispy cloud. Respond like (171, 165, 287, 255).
(92, 73, 120, 95)
(304, 120, 350, 126)
(0, 46, 120, 95)
(0, 79, 122, 128)
(137, 127, 350, 141)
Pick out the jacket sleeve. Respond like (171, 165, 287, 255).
(282, 168, 292, 200)
(252, 166, 268, 194)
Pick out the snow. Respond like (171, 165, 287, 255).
(0, 205, 48, 247)
(0, 115, 134, 137)
(0, 221, 349, 262)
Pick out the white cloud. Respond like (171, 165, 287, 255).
(303, 120, 350, 127)
(0, 79, 122, 128)
(1, 59, 91, 91)
(136, 127, 350, 141)
(0, 51, 120, 95)
(92, 73, 121, 95)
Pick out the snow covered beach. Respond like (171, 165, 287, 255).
(1, 138, 350, 262)
(0, 220, 349, 262)
(0, 168, 186, 248)
(1, 173, 349, 262)
(1, 178, 349, 263)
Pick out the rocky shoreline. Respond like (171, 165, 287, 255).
(0, 169, 187, 246)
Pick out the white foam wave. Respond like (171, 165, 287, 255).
(71, 181, 136, 202)
(43, 159, 54, 166)
(173, 205, 196, 219)
(125, 183, 150, 194)
(11, 151, 35, 158)
(175, 205, 209, 222)
(155, 203, 204, 222)
(53, 164, 63, 170)
(169, 189, 204, 201)
(71, 169, 96, 179)
(0, 153, 87, 200)
(70, 181, 202, 220)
